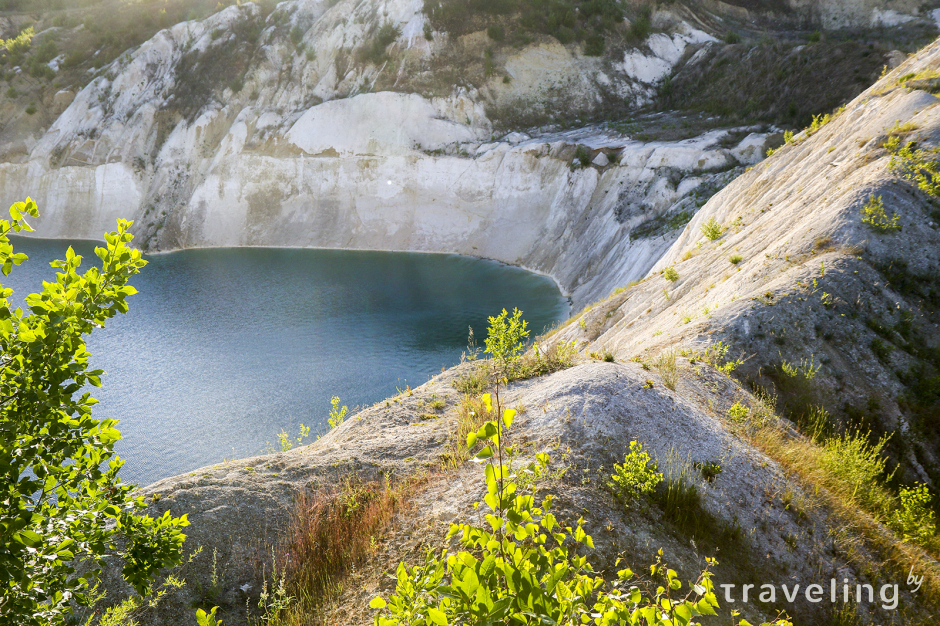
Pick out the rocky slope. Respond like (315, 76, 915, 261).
(81, 32, 940, 626)
(3, 1, 939, 624)
(562, 40, 940, 484)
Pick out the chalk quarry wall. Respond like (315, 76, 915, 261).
(0, 0, 781, 307)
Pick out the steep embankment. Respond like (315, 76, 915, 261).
(560, 41, 940, 485)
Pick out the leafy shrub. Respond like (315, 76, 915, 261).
(290, 24, 304, 47)
(357, 21, 401, 65)
(887, 138, 940, 198)
(423, 22, 433, 40)
(729, 254, 743, 264)
(270, 423, 310, 452)
(484, 307, 529, 372)
(574, 145, 591, 167)
(608, 440, 663, 503)
(860, 194, 900, 233)
(24, 102, 35, 115)
(629, 6, 651, 40)
(808, 30, 821, 42)
(695, 460, 722, 482)
(583, 33, 604, 56)
(328, 395, 348, 429)
(700, 217, 723, 240)
(821, 430, 894, 514)
(486, 24, 505, 41)
(1, 26, 33, 65)
(0, 202, 189, 625)
(663, 266, 679, 281)
(891, 483, 937, 548)
(727, 402, 750, 423)
(723, 31, 740, 44)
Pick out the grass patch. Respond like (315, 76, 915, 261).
(629, 210, 693, 241)
(453, 363, 492, 395)
(654, 349, 678, 390)
(268, 472, 425, 623)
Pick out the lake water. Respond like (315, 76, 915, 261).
(6, 238, 568, 488)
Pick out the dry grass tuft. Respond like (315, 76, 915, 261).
(268, 472, 426, 625)
(745, 410, 940, 610)
(440, 394, 495, 468)
(655, 349, 678, 390)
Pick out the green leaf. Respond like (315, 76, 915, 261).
(15, 529, 41, 546)
(370, 597, 387, 609)
(474, 446, 494, 461)
(502, 408, 516, 428)
(427, 607, 448, 625)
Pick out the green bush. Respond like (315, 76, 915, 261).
(700, 217, 723, 241)
(575, 145, 591, 167)
(663, 266, 679, 282)
(328, 395, 348, 429)
(0, 201, 189, 625)
(24, 102, 35, 115)
(583, 33, 604, 56)
(887, 138, 940, 198)
(629, 7, 651, 40)
(860, 194, 900, 233)
(728, 254, 743, 264)
(484, 308, 529, 374)
(891, 483, 937, 548)
(608, 440, 663, 503)
(357, 21, 401, 65)
(727, 402, 749, 423)
(821, 430, 894, 515)
(290, 24, 304, 47)
(486, 24, 505, 41)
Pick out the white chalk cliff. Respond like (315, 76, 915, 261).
(0, 0, 780, 306)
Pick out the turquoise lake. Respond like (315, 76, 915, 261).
(6, 238, 569, 488)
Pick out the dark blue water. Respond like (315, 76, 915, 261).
(5, 238, 568, 487)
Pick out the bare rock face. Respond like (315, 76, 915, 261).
(558, 40, 940, 486)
